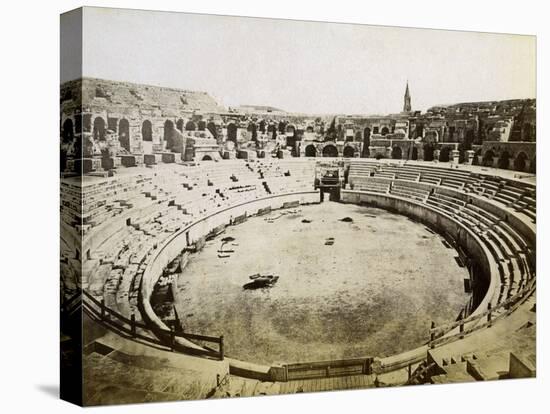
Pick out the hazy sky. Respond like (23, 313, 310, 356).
(76, 7, 536, 115)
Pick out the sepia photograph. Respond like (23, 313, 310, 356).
(57, 6, 538, 407)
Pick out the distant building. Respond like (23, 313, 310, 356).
(403, 81, 412, 113)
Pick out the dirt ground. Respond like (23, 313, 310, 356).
(174, 201, 470, 365)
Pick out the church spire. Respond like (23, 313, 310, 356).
(403, 81, 412, 113)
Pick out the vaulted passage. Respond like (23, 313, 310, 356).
(322, 145, 338, 157)
(118, 118, 130, 151)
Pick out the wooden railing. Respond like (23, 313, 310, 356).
(82, 289, 224, 360)
(428, 276, 535, 349)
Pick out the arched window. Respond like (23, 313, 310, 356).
(391, 146, 403, 160)
(93, 117, 106, 141)
(439, 147, 451, 162)
(62, 119, 74, 144)
(343, 146, 356, 158)
(514, 152, 528, 172)
(227, 123, 238, 143)
(322, 145, 338, 157)
(381, 126, 390, 136)
(164, 120, 175, 150)
(185, 121, 196, 131)
(482, 150, 495, 167)
(498, 151, 511, 169)
(141, 120, 153, 142)
(305, 145, 316, 157)
(176, 119, 184, 132)
(118, 119, 130, 151)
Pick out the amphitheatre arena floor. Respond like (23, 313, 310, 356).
(173, 201, 470, 365)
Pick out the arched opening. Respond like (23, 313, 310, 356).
(391, 146, 403, 160)
(423, 144, 435, 161)
(278, 121, 286, 133)
(207, 122, 217, 139)
(227, 123, 238, 143)
(381, 126, 390, 136)
(411, 147, 418, 161)
(141, 120, 153, 142)
(248, 122, 258, 140)
(306, 126, 314, 133)
(498, 151, 511, 170)
(482, 150, 495, 167)
(305, 145, 316, 157)
(514, 152, 528, 172)
(62, 119, 74, 144)
(202, 155, 213, 161)
(375, 153, 384, 160)
(343, 146, 356, 158)
(93, 117, 106, 141)
(439, 147, 451, 162)
(354, 131, 362, 142)
(118, 119, 130, 152)
(164, 120, 175, 150)
(198, 120, 206, 131)
(185, 121, 196, 131)
(415, 123, 424, 138)
(176, 119, 184, 132)
(362, 127, 371, 157)
(259, 120, 266, 133)
(322, 144, 338, 157)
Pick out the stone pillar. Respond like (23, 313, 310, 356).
(386, 146, 392, 159)
(451, 149, 460, 164)
(477, 155, 484, 166)
(465, 150, 475, 165)
(433, 149, 441, 162)
(493, 157, 500, 168)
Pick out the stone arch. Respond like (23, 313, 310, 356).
(482, 150, 495, 167)
(118, 118, 130, 152)
(514, 152, 528, 172)
(278, 121, 286, 133)
(197, 120, 206, 131)
(141, 120, 153, 142)
(164, 120, 175, 150)
(93, 117, 106, 141)
(62, 118, 74, 144)
(202, 155, 213, 161)
(207, 122, 217, 139)
(176, 119, 184, 132)
(322, 144, 338, 157)
(439, 147, 451, 162)
(306, 125, 314, 133)
(305, 144, 316, 157)
(343, 146, 356, 158)
(498, 151, 511, 170)
(381, 126, 390, 136)
(185, 120, 196, 131)
(423, 144, 435, 161)
(391, 146, 403, 160)
(411, 147, 418, 161)
(227, 123, 238, 143)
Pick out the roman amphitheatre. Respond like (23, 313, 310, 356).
(60, 78, 536, 405)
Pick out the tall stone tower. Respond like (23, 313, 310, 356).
(403, 81, 412, 113)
